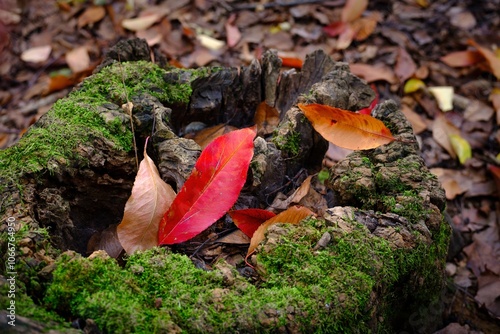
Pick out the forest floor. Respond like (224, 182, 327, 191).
(0, 0, 499, 332)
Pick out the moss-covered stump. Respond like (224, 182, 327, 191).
(0, 39, 449, 333)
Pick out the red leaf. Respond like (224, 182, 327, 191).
(323, 21, 347, 37)
(117, 139, 176, 254)
(159, 126, 256, 244)
(229, 209, 276, 238)
(298, 103, 396, 150)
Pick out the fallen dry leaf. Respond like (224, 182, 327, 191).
(349, 63, 398, 84)
(21, 45, 52, 63)
(117, 139, 176, 254)
(197, 34, 225, 50)
(430, 168, 469, 199)
(77, 5, 106, 28)
(225, 14, 241, 48)
(87, 224, 123, 258)
(298, 103, 396, 150)
(341, 0, 368, 23)
(401, 104, 427, 134)
(432, 113, 459, 159)
(395, 47, 417, 83)
(403, 78, 426, 94)
(475, 275, 500, 318)
(65, 46, 90, 73)
(468, 39, 500, 80)
(192, 123, 237, 149)
(489, 88, 500, 125)
(449, 134, 472, 165)
(122, 13, 161, 32)
(352, 15, 378, 41)
(428, 86, 454, 112)
(247, 205, 315, 256)
(440, 50, 483, 67)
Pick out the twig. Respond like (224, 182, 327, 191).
(117, 55, 139, 171)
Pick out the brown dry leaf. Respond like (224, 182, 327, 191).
(468, 39, 500, 80)
(136, 27, 162, 46)
(430, 168, 469, 200)
(432, 113, 460, 158)
(489, 88, 500, 125)
(122, 13, 161, 32)
(77, 5, 106, 28)
(349, 63, 398, 84)
(21, 45, 52, 63)
(463, 221, 500, 277)
(341, 0, 368, 23)
(87, 224, 123, 258)
(352, 15, 378, 41)
(395, 47, 417, 83)
(432, 114, 460, 159)
(247, 205, 315, 255)
(401, 104, 427, 134)
(463, 100, 494, 122)
(440, 50, 483, 67)
(65, 46, 90, 73)
(254, 101, 279, 136)
(225, 13, 241, 48)
(192, 124, 237, 149)
(269, 176, 313, 210)
(475, 274, 500, 318)
(117, 140, 176, 254)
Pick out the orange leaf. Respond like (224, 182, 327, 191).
(159, 126, 256, 244)
(117, 139, 176, 254)
(191, 124, 237, 149)
(440, 50, 483, 67)
(468, 39, 500, 80)
(341, 0, 368, 23)
(352, 15, 378, 41)
(247, 206, 314, 256)
(280, 56, 303, 69)
(298, 103, 396, 150)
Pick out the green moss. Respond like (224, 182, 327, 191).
(272, 129, 301, 156)
(39, 215, 448, 333)
(0, 61, 212, 184)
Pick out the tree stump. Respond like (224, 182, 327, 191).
(0, 39, 449, 333)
